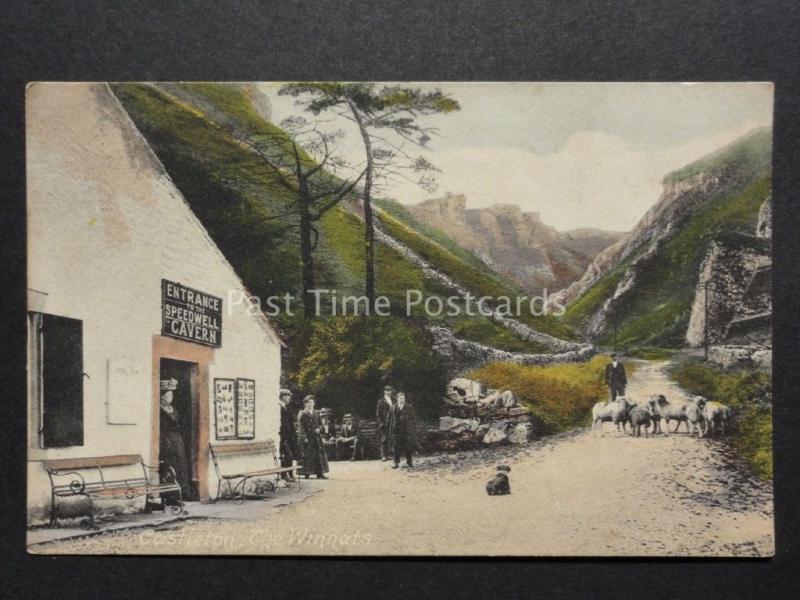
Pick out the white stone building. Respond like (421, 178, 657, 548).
(26, 83, 283, 523)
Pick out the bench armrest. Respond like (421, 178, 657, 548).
(142, 461, 178, 485)
(48, 470, 87, 494)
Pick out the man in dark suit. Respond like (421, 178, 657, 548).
(376, 385, 394, 461)
(278, 389, 297, 480)
(604, 353, 627, 401)
(388, 392, 418, 468)
(337, 413, 363, 461)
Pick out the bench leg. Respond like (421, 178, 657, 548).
(49, 492, 59, 528)
(170, 487, 184, 515)
(83, 493, 97, 530)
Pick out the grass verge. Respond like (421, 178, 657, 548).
(668, 358, 772, 479)
(468, 355, 635, 433)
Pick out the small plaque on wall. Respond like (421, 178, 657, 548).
(213, 378, 236, 440)
(235, 378, 255, 439)
(107, 359, 142, 424)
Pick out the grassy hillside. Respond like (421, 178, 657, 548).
(563, 129, 772, 349)
(112, 83, 574, 362)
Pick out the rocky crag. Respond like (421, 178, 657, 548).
(407, 193, 623, 293)
(558, 127, 772, 350)
(687, 195, 772, 370)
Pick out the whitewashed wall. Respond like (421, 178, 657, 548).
(26, 83, 282, 521)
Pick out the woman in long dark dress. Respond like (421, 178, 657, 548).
(159, 382, 190, 497)
(297, 395, 329, 479)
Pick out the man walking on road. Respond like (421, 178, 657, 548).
(605, 352, 627, 401)
(389, 392, 418, 469)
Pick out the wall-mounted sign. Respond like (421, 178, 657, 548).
(162, 279, 222, 347)
(213, 378, 237, 440)
(236, 378, 256, 439)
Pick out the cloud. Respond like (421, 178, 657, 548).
(386, 122, 768, 231)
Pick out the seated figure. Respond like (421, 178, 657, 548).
(337, 413, 364, 461)
(319, 408, 338, 459)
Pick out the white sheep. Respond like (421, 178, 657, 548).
(703, 400, 732, 436)
(650, 394, 706, 437)
(591, 397, 631, 433)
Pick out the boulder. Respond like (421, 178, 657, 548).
(508, 422, 533, 444)
(751, 349, 772, 370)
(438, 416, 480, 434)
(446, 377, 484, 404)
(482, 422, 510, 444)
(481, 389, 517, 408)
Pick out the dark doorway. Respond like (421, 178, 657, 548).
(159, 358, 199, 501)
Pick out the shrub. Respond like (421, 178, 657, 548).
(293, 316, 447, 422)
(668, 359, 772, 479)
(468, 355, 631, 433)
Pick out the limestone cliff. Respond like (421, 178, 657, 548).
(407, 193, 623, 293)
(560, 127, 772, 349)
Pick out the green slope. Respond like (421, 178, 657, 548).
(563, 128, 772, 349)
(112, 82, 572, 351)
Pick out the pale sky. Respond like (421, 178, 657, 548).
(260, 82, 773, 231)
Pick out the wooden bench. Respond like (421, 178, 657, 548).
(44, 454, 184, 529)
(357, 419, 382, 459)
(208, 440, 299, 503)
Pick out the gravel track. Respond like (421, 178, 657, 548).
(34, 361, 773, 556)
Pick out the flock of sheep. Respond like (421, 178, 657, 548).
(591, 395, 732, 438)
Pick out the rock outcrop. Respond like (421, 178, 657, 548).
(407, 193, 623, 293)
(432, 377, 542, 447)
(554, 127, 772, 348)
(685, 237, 771, 347)
(686, 195, 771, 368)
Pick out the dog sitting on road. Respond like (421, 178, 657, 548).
(486, 465, 511, 496)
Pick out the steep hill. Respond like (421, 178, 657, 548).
(110, 82, 577, 358)
(406, 193, 624, 292)
(560, 127, 772, 349)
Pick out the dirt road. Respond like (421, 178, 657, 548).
(35, 361, 773, 556)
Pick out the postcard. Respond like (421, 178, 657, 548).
(26, 81, 773, 556)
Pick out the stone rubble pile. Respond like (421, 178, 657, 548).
(424, 377, 543, 452)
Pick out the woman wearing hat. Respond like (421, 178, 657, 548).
(159, 378, 190, 497)
(297, 395, 329, 479)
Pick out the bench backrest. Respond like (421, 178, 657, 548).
(208, 441, 278, 475)
(44, 454, 143, 473)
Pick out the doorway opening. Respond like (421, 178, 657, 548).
(158, 358, 199, 501)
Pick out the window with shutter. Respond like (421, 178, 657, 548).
(35, 314, 84, 448)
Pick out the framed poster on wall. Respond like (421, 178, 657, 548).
(213, 378, 236, 440)
(235, 378, 255, 439)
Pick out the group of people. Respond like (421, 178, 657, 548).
(277, 384, 420, 479)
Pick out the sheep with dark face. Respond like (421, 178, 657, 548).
(703, 400, 732, 436)
(591, 397, 631, 433)
(647, 396, 663, 434)
(627, 403, 654, 438)
(684, 396, 706, 438)
(650, 394, 706, 437)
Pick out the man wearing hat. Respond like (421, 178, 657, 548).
(604, 353, 627, 402)
(278, 389, 297, 480)
(337, 413, 363, 461)
(376, 385, 395, 461)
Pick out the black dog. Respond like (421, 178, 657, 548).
(486, 465, 511, 496)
